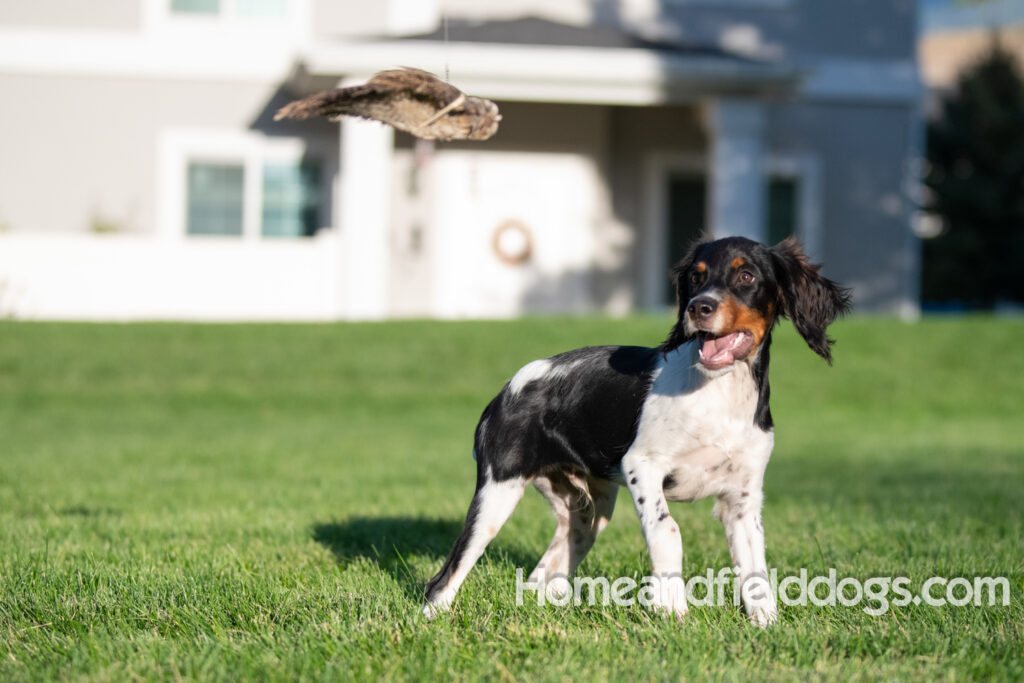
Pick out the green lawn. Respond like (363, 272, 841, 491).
(0, 317, 1021, 681)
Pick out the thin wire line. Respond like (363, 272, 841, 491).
(443, 14, 450, 83)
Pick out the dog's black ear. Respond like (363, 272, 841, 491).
(662, 240, 707, 353)
(770, 238, 853, 364)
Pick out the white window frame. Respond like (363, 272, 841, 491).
(157, 128, 317, 241)
(641, 151, 822, 309)
(766, 154, 823, 260)
(641, 152, 706, 310)
(142, 0, 311, 45)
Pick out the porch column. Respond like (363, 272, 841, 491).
(707, 99, 767, 242)
(338, 115, 393, 320)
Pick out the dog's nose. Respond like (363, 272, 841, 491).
(687, 297, 718, 321)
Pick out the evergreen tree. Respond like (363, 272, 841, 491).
(922, 39, 1024, 306)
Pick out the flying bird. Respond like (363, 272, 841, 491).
(274, 68, 501, 141)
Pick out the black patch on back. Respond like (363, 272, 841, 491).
(478, 345, 659, 482)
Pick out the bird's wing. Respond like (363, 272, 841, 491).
(274, 67, 500, 141)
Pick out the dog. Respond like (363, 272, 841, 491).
(423, 237, 851, 626)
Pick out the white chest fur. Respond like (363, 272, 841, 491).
(627, 343, 773, 502)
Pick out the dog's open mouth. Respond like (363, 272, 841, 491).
(697, 331, 754, 370)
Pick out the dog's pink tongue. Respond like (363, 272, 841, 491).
(700, 333, 741, 368)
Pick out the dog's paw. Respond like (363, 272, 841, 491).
(644, 574, 689, 621)
(544, 575, 572, 601)
(422, 591, 455, 619)
(421, 602, 445, 620)
(739, 572, 777, 627)
(526, 568, 572, 602)
(747, 605, 778, 628)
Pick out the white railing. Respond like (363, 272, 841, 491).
(0, 233, 343, 321)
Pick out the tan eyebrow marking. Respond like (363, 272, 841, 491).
(731, 257, 746, 269)
(696, 262, 707, 272)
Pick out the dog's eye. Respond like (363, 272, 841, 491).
(689, 272, 701, 285)
(739, 271, 755, 284)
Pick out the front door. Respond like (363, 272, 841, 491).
(665, 173, 707, 305)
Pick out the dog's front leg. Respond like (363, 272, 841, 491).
(715, 491, 778, 627)
(623, 452, 687, 620)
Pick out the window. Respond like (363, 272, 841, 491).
(169, 0, 287, 19)
(644, 152, 822, 309)
(186, 163, 244, 236)
(171, 0, 220, 14)
(147, 0, 309, 53)
(661, 173, 800, 303)
(182, 159, 322, 238)
(261, 162, 321, 237)
(161, 131, 326, 240)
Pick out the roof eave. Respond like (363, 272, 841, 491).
(295, 40, 801, 106)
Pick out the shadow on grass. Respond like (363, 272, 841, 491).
(58, 505, 122, 517)
(312, 516, 538, 603)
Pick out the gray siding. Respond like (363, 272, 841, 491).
(311, 0, 389, 38)
(610, 104, 706, 231)
(609, 105, 706, 307)
(0, 0, 140, 31)
(768, 101, 917, 312)
(0, 73, 337, 235)
(660, 0, 918, 61)
(438, 0, 917, 61)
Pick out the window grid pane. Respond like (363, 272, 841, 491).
(261, 162, 321, 237)
(186, 163, 244, 236)
(171, 0, 221, 15)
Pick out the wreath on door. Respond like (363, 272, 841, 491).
(491, 220, 533, 266)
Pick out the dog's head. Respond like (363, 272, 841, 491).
(663, 237, 852, 370)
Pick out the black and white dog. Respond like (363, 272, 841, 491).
(423, 237, 851, 626)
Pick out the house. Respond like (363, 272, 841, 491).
(0, 0, 923, 320)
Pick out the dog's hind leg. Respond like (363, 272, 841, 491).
(422, 476, 526, 618)
(527, 473, 574, 596)
(568, 476, 617, 574)
(528, 471, 617, 598)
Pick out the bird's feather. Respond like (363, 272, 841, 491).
(274, 68, 501, 141)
